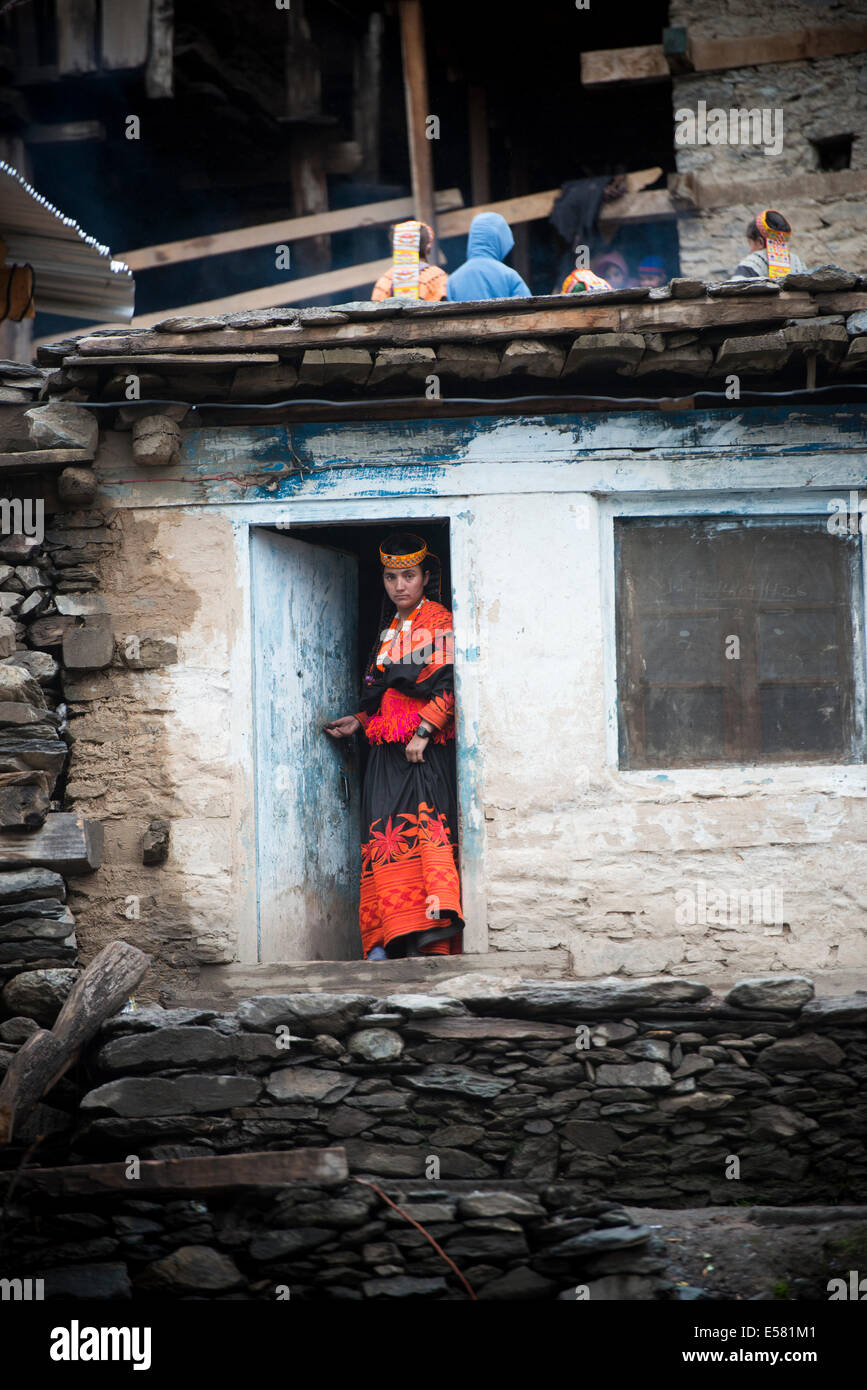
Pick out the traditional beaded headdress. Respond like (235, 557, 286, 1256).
(379, 539, 428, 570)
(756, 209, 792, 279)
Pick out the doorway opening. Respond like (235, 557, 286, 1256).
(250, 516, 454, 963)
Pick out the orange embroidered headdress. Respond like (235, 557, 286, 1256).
(379, 538, 428, 570)
(756, 209, 793, 279)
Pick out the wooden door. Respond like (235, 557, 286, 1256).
(250, 529, 361, 960)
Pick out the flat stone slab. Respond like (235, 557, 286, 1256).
(456, 977, 711, 1017)
(95, 1026, 240, 1073)
(801, 996, 867, 1024)
(404, 1065, 515, 1099)
(236, 993, 377, 1035)
(80, 1075, 261, 1116)
(402, 1016, 575, 1041)
(382, 993, 467, 1018)
(594, 1062, 673, 1089)
(756, 1033, 845, 1071)
(266, 1067, 357, 1104)
(725, 976, 814, 1012)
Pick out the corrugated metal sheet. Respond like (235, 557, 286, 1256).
(0, 161, 135, 319)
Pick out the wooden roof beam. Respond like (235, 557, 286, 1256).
(581, 21, 867, 87)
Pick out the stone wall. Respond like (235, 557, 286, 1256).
(670, 3, 867, 279)
(58, 505, 241, 988)
(0, 1179, 668, 1302)
(1, 973, 864, 1300)
(0, 509, 79, 1002)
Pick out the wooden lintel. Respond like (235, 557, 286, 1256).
(6, 1147, 349, 1192)
(690, 22, 867, 72)
(582, 22, 867, 87)
(673, 167, 867, 213)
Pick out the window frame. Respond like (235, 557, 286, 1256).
(600, 492, 867, 773)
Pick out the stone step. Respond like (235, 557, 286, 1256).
(164, 950, 572, 1009)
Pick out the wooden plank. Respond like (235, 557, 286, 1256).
(0, 449, 93, 471)
(119, 189, 465, 271)
(25, 121, 105, 143)
(0, 811, 104, 873)
(145, 0, 174, 99)
(6, 1147, 349, 1193)
(689, 23, 867, 71)
(399, 0, 437, 235)
(100, 0, 150, 70)
(812, 292, 867, 313)
(61, 353, 281, 367)
(437, 172, 664, 238)
(56, 0, 98, 75)
(581, 43, 669, 87)
(582, 23, 867, 87)
(0, 941, 150, 1143)
(618, 295, 817, 332)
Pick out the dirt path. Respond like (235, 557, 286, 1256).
(622, 1206, 867, 1300)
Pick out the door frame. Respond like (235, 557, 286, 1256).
(235, 498, 487, 963)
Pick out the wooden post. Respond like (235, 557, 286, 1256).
(146, 0, 175, 100)
(467, 85, 490, 206)
(398, 0, 437, 239)
(286, 1, 331, 274)
(354, 11, 383, 182)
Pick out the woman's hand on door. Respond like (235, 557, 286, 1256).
(324, 716, 361, 739)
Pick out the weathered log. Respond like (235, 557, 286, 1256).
(0, 939, 149, 1142)
(3, 1146, 349, 1194)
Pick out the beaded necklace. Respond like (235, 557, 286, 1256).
(375, 600, 423, 671)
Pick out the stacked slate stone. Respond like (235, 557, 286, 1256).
(0, 361, 52, 404)
(0, 1176, 667, 1301)
(61, 975, 867, 1209)
(0, 521, 78, 996)
(1, 974, 865, 1299)
(0, 973, 864, 1300)
(0, 868, 76, 982)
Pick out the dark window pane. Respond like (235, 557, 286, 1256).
(616, 517, 862, 768)
(757, 611, 841, 680)
(761, 685, 845, 756)
(644, 689, 726, 761)
(641, 616, 721, 682)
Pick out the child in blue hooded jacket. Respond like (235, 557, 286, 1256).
(446, 212, 532, 301)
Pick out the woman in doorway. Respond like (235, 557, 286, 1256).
(324, 533, 464, 959)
